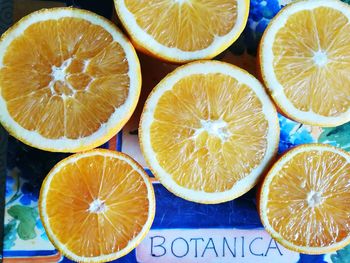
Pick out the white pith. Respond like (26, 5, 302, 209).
(88, 199, 107, 214)
(173, 0, 189, 4)
(313, 50, 328, 67)
(260, 144, 350, 253)
(0, 8, 141, 152)
(261, 0, 350, 126)
(140, 61, 279, 204)
(40, 150, 155, 262)
(194, 119, 231, 142)
(115, 0, 249, 62)
(307, 190, 323, 208)
(52, 61, 69, 82)
(50, 58, 76, 96)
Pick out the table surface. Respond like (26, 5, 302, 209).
(2, 0, 350, 262)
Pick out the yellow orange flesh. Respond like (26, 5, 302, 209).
(260, 1, 350, 127)
(123, 0, 237, 51)
(151, 74, 268, 192)
(40, 150, 154, 261)
(0, 11, 130, 140)
(273, 7, 350, 116)
(261, 145, 350, 253)
(140, 61, 279, 204)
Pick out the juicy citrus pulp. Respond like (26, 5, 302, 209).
(259, 144, 350, 254)
(114, 0, 249, 62)
(140, 61, 279, 204)
(260, 0, 350, 126)
(39, 150, 155, 262)
(0, 8, 141, 152)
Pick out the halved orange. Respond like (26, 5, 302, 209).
(39, 149, 155, 262)
(140, 60, 279, 204)
(259, 0, 350, 127)
(259, 144, 350, 254)
(114, 0, 250, 63)
(0, 8, 141, 152)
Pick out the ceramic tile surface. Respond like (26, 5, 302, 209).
(2, 0, 350, 262)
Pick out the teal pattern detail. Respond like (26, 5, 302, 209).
(318, 122, 350, 152)
(4, 219, 17, 249)
(331, 245, 350, 263)
(8, 205, 38, 240)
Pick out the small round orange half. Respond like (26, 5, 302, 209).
(39, 149, 155, 262)
(114, 0, 250, 63)
(259, 144, 350, 254)
(140, 60, 279, 204)
(0, 8, 141, 152)
(259, 0, 350, 127)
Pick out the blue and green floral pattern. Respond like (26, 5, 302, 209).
(4, 137, 68, 253)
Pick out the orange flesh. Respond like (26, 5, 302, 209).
(124, 0, 237, 51)
(150, 73, 268, 193)
(45, 154, 150, 257)
(266, 150, 350, 247)
(0, 17, 130, 139)
(273, 7, 350, 116)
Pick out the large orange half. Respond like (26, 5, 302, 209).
(39, 149, 155, 262)
(140, 60, 279, 204)
(0, 8, 141, 152)
(260, 144, 350, 254)
(259, 0, 350, 126)
(114, 0, 249, 63)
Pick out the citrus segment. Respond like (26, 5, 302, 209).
(140, 61, 279, 204)
(259, 144, 350, 254)
(260, 0, 350, 126)
(115, 0, 249, 62)
(0, 8, 141, 152)
(39, 150, 155, 262)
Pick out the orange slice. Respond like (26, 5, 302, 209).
(39, 149, 155, 262)
(0, 8, 141, 152)
(114, 0, 249, 63)
(140, 60, 279, 204)
(259, 144, 350, 254)
(259, 0, 350, 127)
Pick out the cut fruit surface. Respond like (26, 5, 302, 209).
(0, 8, 141, 152)
(114, 0, 249, 63)
(259, 0, 350, 126)
(140, 60, 279, 204)
(259, 144, 350, 254)
(39, 149, 155, 262)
